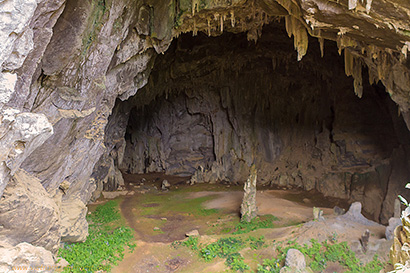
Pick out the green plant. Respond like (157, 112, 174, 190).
(257, 238, 385, 273)
(182, 236, 199, 250)
(200, 237, 245, 261)
(233, 215, 279, 234)
(247, 236, 265, 250)
(225, 253, 250, 272)
(257, 257, 282, 273)
(59, 200, 135, 272)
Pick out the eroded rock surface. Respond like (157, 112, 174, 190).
(1, 0, 410, 265)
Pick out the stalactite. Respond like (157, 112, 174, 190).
(365, 0, 372, 14)
(192, 0, 199, 15)
(193, 18, 198, 36)
(230, 10, 235, 27)
(348, 0, 358, 10)
(319, 37, 324, 57)
(220, 14, 224, 32)
(285, 16, 308, 61)
(207, 18, 211, 36)
(352, 61, 363, 98)
(285, 16, 292, 38)
(344, 49, 354, 77)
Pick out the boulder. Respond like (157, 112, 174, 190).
(386, 217, 402, 240)
(0, 170, 60, 252)
(185, 230, 199, 237)
(337, 202, 378, 226)
(161, 179, 170, 190)
(60, 196, 88, 243)
(0, 242, 56, 273)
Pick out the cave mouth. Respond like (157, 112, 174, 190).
(113, 21, 410, 224)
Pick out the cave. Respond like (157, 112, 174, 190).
(2, 0, 410, 271)
(101, 22, 410, 225)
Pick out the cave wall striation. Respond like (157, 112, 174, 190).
(0, 0, 410, 267)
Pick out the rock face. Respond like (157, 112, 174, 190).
(0, 242, 56, 273)
(1, 0, 410, 265)
(0, 170, 60, 253)
(120, 25, 410, 224)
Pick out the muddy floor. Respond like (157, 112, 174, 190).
(92, 173, 392, 273)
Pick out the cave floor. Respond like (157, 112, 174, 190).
(91, 173, 393, 272)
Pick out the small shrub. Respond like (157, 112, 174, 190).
(247, 236, 265, 250)
(225, 253, 250, 272)
(233, 215, 279, 234)
(182, 236, 199, 250)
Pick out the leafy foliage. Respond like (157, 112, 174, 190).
(59, 200, 136, 272)
(225, 253, 250, 272)
(200, 237, 245, 261)
(233, 215, 279, 234)
(182, 236, 199, 250)
(256, 238, 385, 273)
(247, 236, 266, 250)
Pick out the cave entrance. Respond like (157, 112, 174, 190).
(114, 22, 410, 224)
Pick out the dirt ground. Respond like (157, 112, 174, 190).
(107, 173, 392, 273)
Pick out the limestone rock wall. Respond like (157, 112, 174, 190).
(0, 0, 410, 263)
(121, 26, 410, 223)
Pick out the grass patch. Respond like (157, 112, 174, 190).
(138, 193, 220, 217)
(59, 200, 136, 272)
(257, 238, 385, 273)
(233, 215, 279, 234)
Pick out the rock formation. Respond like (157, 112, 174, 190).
(241, 165, 258, 222)
(1, 0, 410, 267)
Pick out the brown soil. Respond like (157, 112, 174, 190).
(111, 173, 392, 273)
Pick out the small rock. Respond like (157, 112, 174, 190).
(56, 257, 70, 269)
(302, 198, 310, 204)
(141, 178, 146, 183)
(386, 217, 402, 240)
(285, 249, 306, 270)
(153, 227, 161, 231)
(313, 207, 324, 221)
(129, 183, 134, 186)
(186, 230, 200, 237)
(161, 218, 167, 221)
(360, 229, 370, 253)
(337, 202, 378, 226)
(162, 179, 171, 190)
(333, 206, 345, 215)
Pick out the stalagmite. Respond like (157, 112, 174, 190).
(240, 164, 258, 222)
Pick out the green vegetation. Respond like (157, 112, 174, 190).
(139, 193, 220, 217)
(233, 215, 279, 234)
(81, 0, 107, 57)
(247, 236, 266, 250)
(225, 252, 250, 272)
(59, 200, 136, 273)
(256, 238, 385, 273)
(200, 237, 245, 261)
(182, 236, 199, 250)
